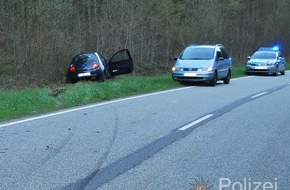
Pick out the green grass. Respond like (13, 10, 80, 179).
(0, 65, 272, 121)
(232, 65, 247, 78)
(287, 63, 290, 70)
(0, 75, 181, 121)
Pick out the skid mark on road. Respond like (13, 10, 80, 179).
(175, 83, 288, 132)
(65, 107, 120, 190)
(55, 83, 290, 190)
(42, 132, 75, 163)
(69, 83, 289, 190)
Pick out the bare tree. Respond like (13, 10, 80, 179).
(0, 0, 290, 88)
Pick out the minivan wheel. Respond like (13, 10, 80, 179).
(209, 72, 217, 86)
(223, 70, 231, 84)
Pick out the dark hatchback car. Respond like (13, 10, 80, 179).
(66, 49, 133, 83)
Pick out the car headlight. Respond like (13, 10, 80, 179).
(267, 61, 276, 66)
(172, 67, 182, 71)
(198, 67, 213, 72)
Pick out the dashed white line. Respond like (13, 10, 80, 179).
(178, 114, 214, 131)
(251, 92, 267, 99)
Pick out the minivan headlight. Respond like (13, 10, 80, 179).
(172, 67, 182, 71)
(198, 67, 213, 72)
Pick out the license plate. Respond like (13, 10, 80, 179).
(78, 72, 91, 77)
(255, 66, 267, 70)
(184, 73, 196, 77)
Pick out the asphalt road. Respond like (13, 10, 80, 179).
(1, 73, 290, 190)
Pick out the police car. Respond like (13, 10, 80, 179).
(246, 46, 286, 76)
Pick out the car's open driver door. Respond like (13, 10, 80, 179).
(108, 49, 133, 76)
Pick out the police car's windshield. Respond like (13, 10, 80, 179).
(251, 52, 276, 59)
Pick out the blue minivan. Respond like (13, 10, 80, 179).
(171, 44, 232, 86)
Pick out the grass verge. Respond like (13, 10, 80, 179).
(0, 65, 262, 121)
(0, 75, 180, 121)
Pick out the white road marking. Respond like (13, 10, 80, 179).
(0, 86, 193, 128)
(251, 92, 267, 99)
(232, 76, 255, 80)
(178, 114, 214, 131)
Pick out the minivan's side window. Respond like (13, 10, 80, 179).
(220, 48, 229, 59)
(216, 50, 223, 60)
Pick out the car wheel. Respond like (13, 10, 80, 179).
(179, 81, 190, 85)
(223, 70, 231, 84)
(209, 72, 217, 86)
(104, 69, 111, 79)
(273, 67, 278, 76)
(281, 70, 285, 75)
(66, 77, 77, 84)
(99, 72, 105, 82)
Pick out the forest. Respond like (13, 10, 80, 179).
(0, 0, 289, 89)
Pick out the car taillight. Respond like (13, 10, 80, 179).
(93, 62, 99, 69)
(70, 66, 76, 72)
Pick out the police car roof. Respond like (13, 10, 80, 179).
(258, 46, 280, 52)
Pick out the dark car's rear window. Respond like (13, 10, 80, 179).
(180, 47, 215, 60)
(73, 54, 97, 63)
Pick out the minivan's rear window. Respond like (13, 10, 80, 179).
(180, 47, 215, 60)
